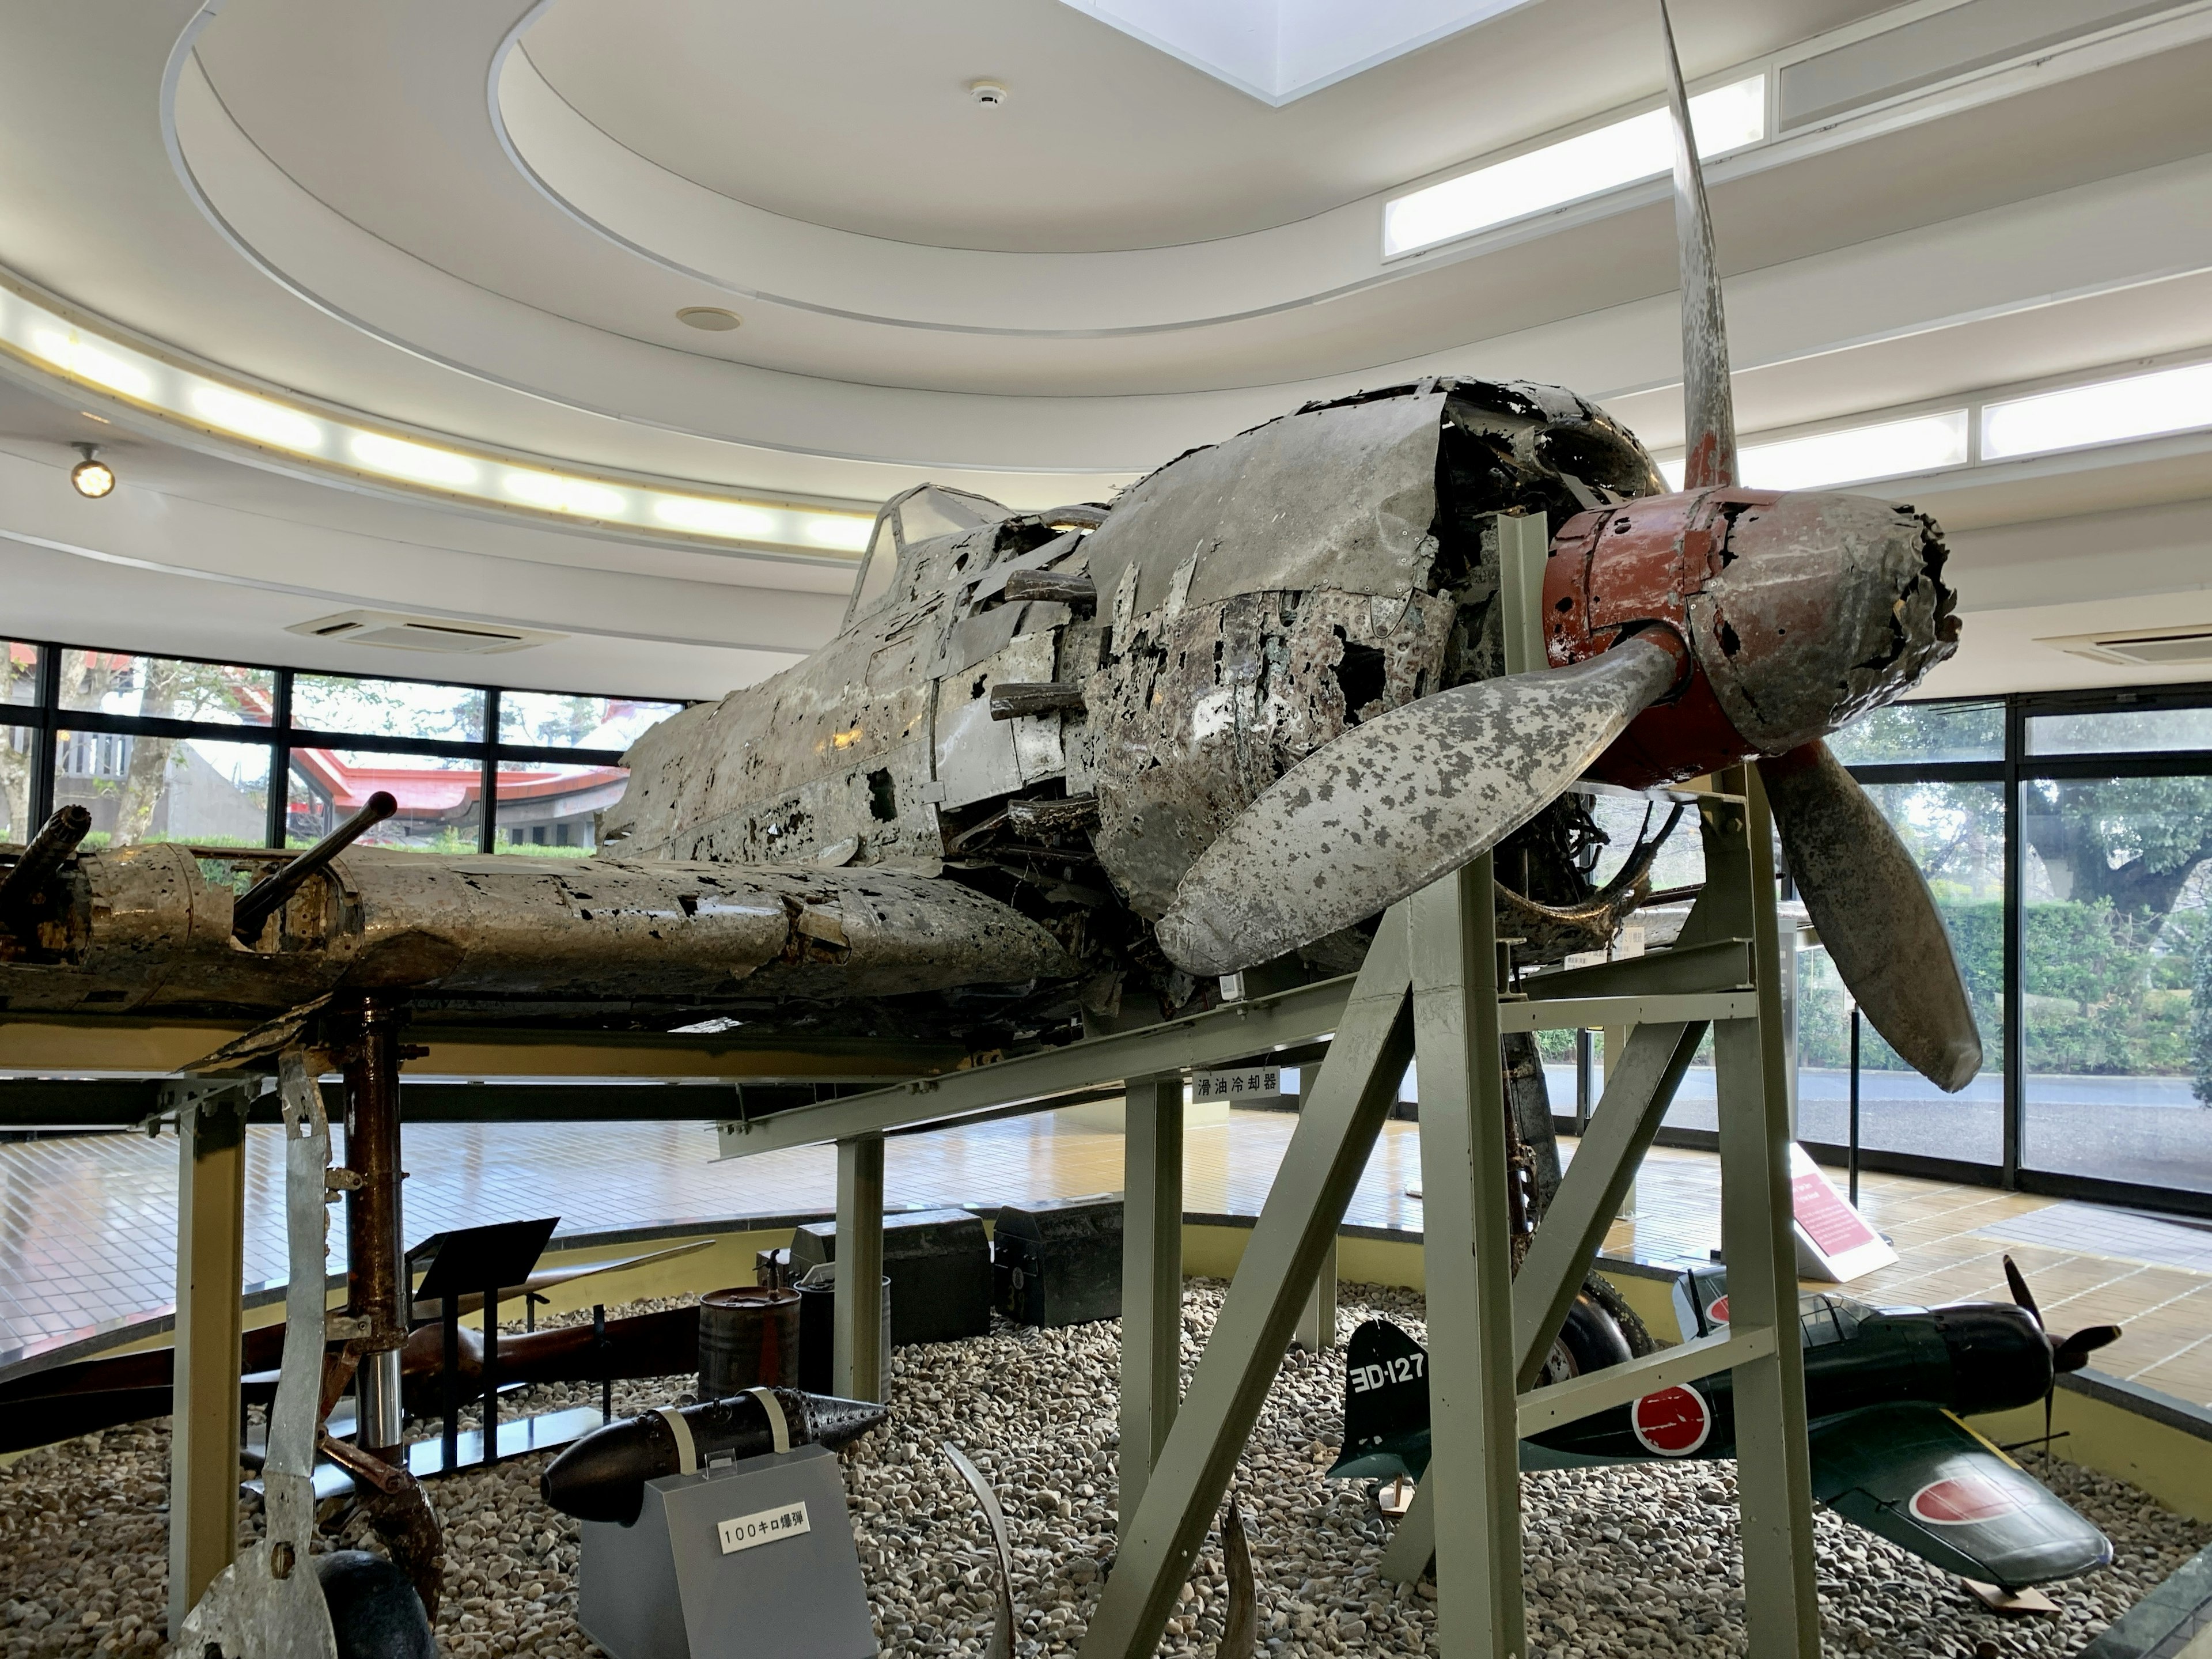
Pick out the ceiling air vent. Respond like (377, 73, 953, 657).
(2039, 624, 2212, 667)
(286, 609, 565, 656)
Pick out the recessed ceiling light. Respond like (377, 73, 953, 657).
(69, 442, 115, 499)
(677, 306, 743, 332)
(969, 80, 1009, 107)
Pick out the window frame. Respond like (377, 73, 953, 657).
(2, 638, 683, 855)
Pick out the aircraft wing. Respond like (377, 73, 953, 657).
(1808, 1403, 2111, 1590)
(0, 846, 1082, 1018)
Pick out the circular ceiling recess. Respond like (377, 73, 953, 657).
(677, 306, 743, 331)
(512, 0, 1630, 256)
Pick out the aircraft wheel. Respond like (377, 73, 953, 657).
(316, 1549, 439, 1659)
(1536, 1276, 1656, 1384)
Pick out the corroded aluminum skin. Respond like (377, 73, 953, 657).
(6, 844, 1074, 1016)
(1545, 487, 1959, 787)
(1076, 380, 1656, 922)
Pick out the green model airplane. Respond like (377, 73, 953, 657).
(1330, 1260, 2120, 1592)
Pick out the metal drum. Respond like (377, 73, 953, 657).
(794, 1264, 892, 1399)
(697, 1286, 801, 1396)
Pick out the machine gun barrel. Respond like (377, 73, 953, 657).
(0, 805, 93, 927)
(232, 790, 397, 941)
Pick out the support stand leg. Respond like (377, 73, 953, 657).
(168, 1082, 249, 1636)
(834, 1134, 885, 1403)
(342, 997, 408, 1459)
(1410, 859, 1524, 1658)
(1079, 914, 1415, 1659)
(1119, 1074, 1183, 1531)
(1291, 1233, 1337, 1354)
(1290, 1062, 1336, 1355)
(442, 1294, 460, 1475)
(1707, 770, 1820, 1657)
(483, 1287, 501, 1469)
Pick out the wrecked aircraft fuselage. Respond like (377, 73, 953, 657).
(0, 375, 1955, 1044)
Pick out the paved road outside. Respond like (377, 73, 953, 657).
(1544, 1063, 2212, 1195)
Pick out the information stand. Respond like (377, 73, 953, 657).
(408, 1216, 560, 1474)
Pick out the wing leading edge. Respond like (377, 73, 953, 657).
(1808, 1403, 2111, 1591)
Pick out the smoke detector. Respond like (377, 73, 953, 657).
(968, 80, 1009, 107)
(2039, 624, 2212, 667)
(287, 609, 565, 656)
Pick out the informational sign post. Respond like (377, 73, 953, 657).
(578, 1444, 873, 1658)
(1787, 1143, 1896, 1282)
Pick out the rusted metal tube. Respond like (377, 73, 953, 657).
(988, 682, 1087, 721)
(233, 790, 396, 942)
(0, 805, 92, 925)
(343, 997, 408, 1458)
(1002, 569, 1097, 609)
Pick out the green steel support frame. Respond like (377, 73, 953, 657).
(833, 1133, 887, 1404)
(696, 786, 1819, 1656)
(1120, 1074, 1185, 1532)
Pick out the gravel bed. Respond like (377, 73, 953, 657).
(0, 1282, 2202, 1657)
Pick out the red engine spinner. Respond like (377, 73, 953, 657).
(1542, 487, 1784, 790)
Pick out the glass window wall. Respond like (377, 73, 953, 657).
(57, 649, 274, 726)
(0, 637, 679, 864)
(2019, 772, 2212, 1195)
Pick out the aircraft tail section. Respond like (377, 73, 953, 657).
(1328, 1319, 1432, 1483)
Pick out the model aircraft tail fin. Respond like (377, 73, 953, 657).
(1657, 0, 1737, 492)
(1157, 634, 1680, 976)
(1328, 1319, 1434, 1483)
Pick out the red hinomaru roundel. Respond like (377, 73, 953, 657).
(1631, 1385, 1713, 1457)
(1907, 1472, 2026, 1526)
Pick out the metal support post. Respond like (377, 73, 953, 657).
(1120, 1073, 1184, 1529)
(168, 1081, 250, 1635)
(1410, 858, 1524, 1658)
(833, 1133, 885, 1403)
(342, 997, 408, 1457)
(1290, 1063, 1336, 1354)
(1080, 914, 1415, 1659)
(1381, 891, 1733, 1585)
(1706, 769, 1821, 1657)
(1292, 1232, 1338, 1353)
(482, 1285, 502, 1468)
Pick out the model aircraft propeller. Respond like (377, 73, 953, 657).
(2002, 1253, 2123, 1452)
(1159, 0, 1982, 1093)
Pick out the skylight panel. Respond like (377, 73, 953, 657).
(1384, 76, 1766, 259)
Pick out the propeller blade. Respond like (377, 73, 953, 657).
(1758, 740, 1982, 1093)
(2002, 1254, 2043, 1329)
(2054, 1325, 2123, 1373)
(1156, 634, 1683, 976)
(1657, 0, 1737, 490)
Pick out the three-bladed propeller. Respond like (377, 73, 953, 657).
(1157, 0, 1983, 1094)
(2003, 1253, 2123, 1453)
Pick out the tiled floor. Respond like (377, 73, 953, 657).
(3, 1112, 2208, 1407)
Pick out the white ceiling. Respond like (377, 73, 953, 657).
(0, 0, 2206, 700)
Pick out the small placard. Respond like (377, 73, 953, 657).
(1191, 1066, 1281, 1104)
(716, 1499, 811, 1555)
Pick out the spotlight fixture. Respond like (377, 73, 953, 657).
(69, 442, 115, 499)
(969, 80, 1009, 107)
(676, 306, 742, 332)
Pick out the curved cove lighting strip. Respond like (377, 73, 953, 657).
(0, 277, 874, 559)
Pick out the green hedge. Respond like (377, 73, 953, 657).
(1798, 899, 2204, 1078)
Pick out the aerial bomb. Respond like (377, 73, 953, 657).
(541, 1387, 887, 1524)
